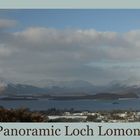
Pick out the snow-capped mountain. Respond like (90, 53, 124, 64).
(0, 78, 140, 96)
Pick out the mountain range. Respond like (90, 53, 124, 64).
(0, 79, 140, 97)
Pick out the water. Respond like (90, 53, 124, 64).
(0, 98, 140, 111)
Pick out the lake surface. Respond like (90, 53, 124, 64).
(0, 98, 140, 111)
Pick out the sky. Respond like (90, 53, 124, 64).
(0, 9, 140, 85)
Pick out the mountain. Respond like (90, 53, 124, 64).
(106, 81, 140, 95)
(0, 79, 47, 95)
(0, 78, 140, 97)
(2, 84, 47, 95)
(0, 79, 97, 95)
(24, 79, 99, 95)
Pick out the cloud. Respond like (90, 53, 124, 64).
(0, 44, 14, 56)
(0, 24, 140, 84)
(13, 27, 140, 61)
(0, 19, 17, 29)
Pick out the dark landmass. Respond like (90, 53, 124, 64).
(0, 97, 38, 101)
(0, 92, 138, 101)
(48, 92, 139, 100)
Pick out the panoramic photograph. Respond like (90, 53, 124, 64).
(0, 9, 140, 122)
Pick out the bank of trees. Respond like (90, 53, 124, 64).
(0, 107, 48, 122)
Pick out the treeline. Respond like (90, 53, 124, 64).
(0, 107, 48, 122)
(40, 108, 80, 116)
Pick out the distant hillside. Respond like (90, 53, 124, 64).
(50, 92, 139, 100)
(0, 79, 140, 98)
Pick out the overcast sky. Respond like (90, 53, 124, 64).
(0, 9, 140, 85)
